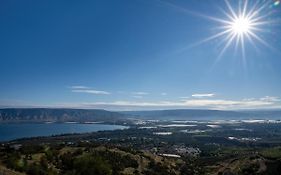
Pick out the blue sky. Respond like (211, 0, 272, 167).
(0, 0, 281, 110)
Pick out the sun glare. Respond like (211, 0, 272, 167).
(231, 16, 251, 34)
(197, 0, 277, 61)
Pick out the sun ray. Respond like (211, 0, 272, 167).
(245, 32, 260, 53)
(241, 33, 246, 60)
(217, 32, 237, 60)
(246, 0, 259, 18)
(191, 29, 233, 47)
(167, 0, 278, 66)
(247, 1, 271, 20)
(242, 0, 248, 18)
(251, 12, 275, 23)
(210, 32, 237, 70)
(200, 15, 233, 25)
(199, 0, 278, 63)
(224, 0, 238, 19)
(247, 30, 272, 49)
(234, 33, 241, 52)
(218, 7, 236, 21)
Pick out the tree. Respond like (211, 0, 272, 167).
(73, 154, 112, 175)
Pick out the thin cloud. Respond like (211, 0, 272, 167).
(55, 96, 280, 110)
(132, 92, 149, 95)
(69, 86, 110, 95)
(179, 96, 190, 99)
(192, 93, 215, 98)
(3, 96, 280, 111)
(260, 96, 280, 102)
(132, 96, 143, 99)
(161, 93, 167, 96)
(69, 86, 89, 89)
(72, 89, 110, 95)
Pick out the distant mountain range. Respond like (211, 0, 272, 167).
(122, 109, 281, 120)
(0, 108, 280, 123)
(0, 108, 125, 123)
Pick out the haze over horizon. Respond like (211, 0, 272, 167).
(1, 0, 281, 111)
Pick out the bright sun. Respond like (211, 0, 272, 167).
(231, 16, 251, 34)
(198, 0, 275, 60)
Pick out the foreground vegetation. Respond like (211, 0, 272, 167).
(0, 142, 206, 175)
(1, 120, 281, 174)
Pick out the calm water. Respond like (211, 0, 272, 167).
(0, 123, 128, 141)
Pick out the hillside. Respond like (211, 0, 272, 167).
(0, 143, 199, 175)
(1, 108, 281, 123)
(122, 109, 281, 120)
(0, 108, 125, 123)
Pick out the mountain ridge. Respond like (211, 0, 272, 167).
(1, 108, 281, 122)
(121, 109, 281, 120)
(0, 108, 125, 123)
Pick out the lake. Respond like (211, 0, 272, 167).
(0, 123, 128, 141)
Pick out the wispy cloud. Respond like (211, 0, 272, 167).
(179, 96, 190, 99)
(55, 96, 281, 111)
(192, 93, 215, 98)
(260, 96, 280, 102)
(69, 86, 110, 95)
(72, 89, 110, 95)
(132, 92, 149, 95)
(161, 93, 167, 96)
(2, 95, 280, 111)
(132, 96, 143, 99)
(69, 86, 89, 89)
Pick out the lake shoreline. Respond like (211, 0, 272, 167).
(0, 123, 129, 142)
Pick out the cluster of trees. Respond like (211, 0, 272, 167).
(1, 143, 208, 175)
(58, 149, 139, 175)
(61, 153, 112, 175)
(2, 144, 140, 175)
(5, 152, 57, 175)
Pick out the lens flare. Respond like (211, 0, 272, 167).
(274, 1, 280, 6)
(231, 16, 251, 34)
(196, 0, 277, 62)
